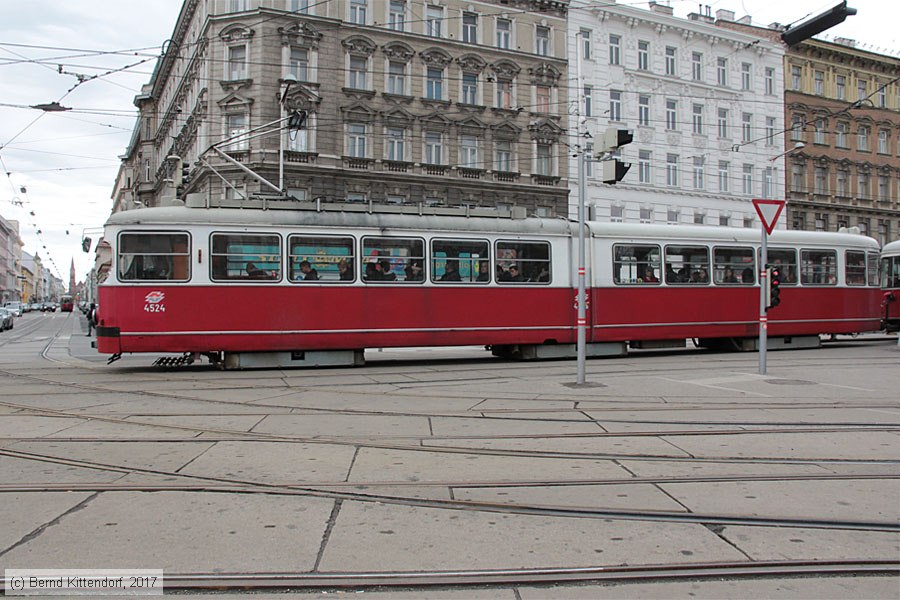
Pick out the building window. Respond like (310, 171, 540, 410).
(858, 170, 870, 199)
(694, 212, 705, 225)
(791, 113, 804, 141)
(814, 166, 828, 195)
(462, 12, 477, 43)
(639, 150, 651, 184)
(877, 83, 886, 107)
(462, 73, 478, 105)
(460, 134, 478, 168)
(638, 41, 649, 70)
(425, 131, 442, 164)
(858, 125, 870, 151)
(387, 61, 406, 95)
(718, 161, 729, 192)
(610, 205, 623, 222)
(386, 127, 406, 161)
(765, 67, 775, 95)
(426, 5, 443, 37)
(496, 79, 512, 109)
(535, 143, 552, 175)
(878, 129, 889, 154)
(495, 140, 512, 172)
(286, 123, 308, 152)
(741, 62, 751, 90)
(665, 46, 676, 76)
(535, 85, 551, 113)
(791, 65, 801, 90)
(535, 26, 550, 56)
(719, 215, 730, 227)
(814, 70, 824, 95)
(763, 167, 774, 198)
(640, 208, 652, 223)
(836, 169, 848, 197)
(289, 47, 309, 82)
(857, 79, 867, 101)
(791, 163, 805, 192)
(879, 175, 890, 201)
(228, 0, 247, 12)
(836, 121, 848, 148)
(766, 117, 775, 145)
(348, 56, 367, 89)
(609, 34, 620, 65)
(717, 108, 728, 138)
(224, 113, 248, 150)
(717, 57, 727, 86)
(814, 119, 826, 144)
(347, 123, 367, 157)
(692, 104, 703, 134)
(638, 95, 650, 126)
(742, 113, 752, 143)
(692, 157, 705, 190)
(349, 0, 367, 24)
(389, 0, 406, 31)
(667, 208, 679, 224)
(496, 18, 511, 49)
(609, 90, 621, 121)
(666, 99, 677, 130)
(426, 67, 443, 100)
(692, 52, 702, 81)
(742, 164, 753, 195)
(583, 85, 592, 117)
(666, 154, 678, 187)
(581, 29, 591, 60)
(227, 45, 246, 80)
(836, 75, 846, 100)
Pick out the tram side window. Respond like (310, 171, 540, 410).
(845, 251, 866, 286)
(613, 245, 660, 284)
(800, 249, 837, 285)
(882, 256, 900, 288)
(766, 249, 798, 284)
(288, 236, 355, 282)
(664, 246, 710, 284)
(118, 232, 190, 282)
(210, 233, 281, 281)
(432, 239, 490, 283)
(496, 241, 551, 284)
(867, 252, 880, 286)
(362, 236, 425, 282)
(713, 247, 755, 285)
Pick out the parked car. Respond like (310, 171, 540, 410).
(3, 302, 22, 317)
(0, 308, 13, 331)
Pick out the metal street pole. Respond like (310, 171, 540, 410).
(575, 30, 586, 385)
(759, 228, 768, 375)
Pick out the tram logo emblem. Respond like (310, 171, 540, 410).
(145, 291, 165, 304)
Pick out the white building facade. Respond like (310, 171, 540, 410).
(567, 3, 785, 228)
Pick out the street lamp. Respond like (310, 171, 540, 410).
(278, 73, 298, 193)
(769, 141, 806, 162)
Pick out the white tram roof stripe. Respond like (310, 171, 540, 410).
(106, 206, 879, 250)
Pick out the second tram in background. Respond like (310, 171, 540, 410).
(95, 201, 884, 368)
(881, 239, 900, 333)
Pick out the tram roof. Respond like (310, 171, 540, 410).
(882, 239, 900, 254)
(106, 205, 879, 250)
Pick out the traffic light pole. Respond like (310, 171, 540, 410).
(759, 229, 768, 375)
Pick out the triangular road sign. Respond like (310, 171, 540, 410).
(752, 199, 785, 235)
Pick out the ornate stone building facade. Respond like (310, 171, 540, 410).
(117, 0, 570, 216)
(782, 39, 900, 244)
(568, 4, 784, 228)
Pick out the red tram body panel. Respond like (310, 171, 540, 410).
(881, 239, 900, 332)
(95, 205, 884, 361)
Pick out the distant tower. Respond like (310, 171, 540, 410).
(69, 259, 76, 295)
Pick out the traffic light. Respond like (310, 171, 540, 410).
(598, 128, 633, 185)
(766, 264, 782, 310)
(81, 237, 91, 253)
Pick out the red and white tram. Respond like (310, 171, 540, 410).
(881, 239, 900, 332)
(95, 203, 883, 367)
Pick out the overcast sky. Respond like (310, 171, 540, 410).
(0, 0, 895, 281)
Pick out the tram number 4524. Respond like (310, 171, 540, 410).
(143, 291, 166, 313)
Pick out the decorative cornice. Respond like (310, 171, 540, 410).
(382, 42, 415, 62)
(219, 24, 255, 43)
(278, 22, 322, 48)
(456, 54, 487, 74)
(420, 48, 453, 68)
(341, 36, 377, 57)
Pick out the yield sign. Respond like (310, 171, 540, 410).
(752, 199, 785, 235)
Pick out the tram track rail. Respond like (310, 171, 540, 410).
(0, 448, 897, 533)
